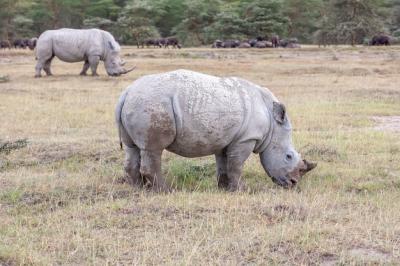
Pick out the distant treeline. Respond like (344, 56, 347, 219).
(1, 0, 400, 46)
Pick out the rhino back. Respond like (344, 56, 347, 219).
(38, 29, 105, 62)
(169, 71, 251, 156)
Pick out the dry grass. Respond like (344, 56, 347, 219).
(1, 45, 400, 265)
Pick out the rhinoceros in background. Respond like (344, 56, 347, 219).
(115, 69, 316, 192)
(35, 28, 135, 78)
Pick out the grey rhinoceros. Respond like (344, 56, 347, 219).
(115, 69, 316, 192)
(35, 28, 135, 77)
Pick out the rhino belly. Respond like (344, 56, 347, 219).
(52, 37, 87, 62)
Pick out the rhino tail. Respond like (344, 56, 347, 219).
(115, 89, 129, 150)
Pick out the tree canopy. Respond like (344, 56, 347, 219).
(0, 0, 398, 45)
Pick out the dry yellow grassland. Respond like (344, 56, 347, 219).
(0, 46, 399, 265)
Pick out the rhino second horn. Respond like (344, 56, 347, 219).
(120, 66, 136, 75)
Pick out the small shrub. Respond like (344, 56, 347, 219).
(0, 139, 28, 154)
(0, 75, 10, 83)
(166, 158, 215, 191)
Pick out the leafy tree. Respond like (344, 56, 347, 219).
(283, 0, 322, 42)
(154, 0, 185, 37)
(86, 0, 121, 20)
(83, 17, 114, 30)
(388, 0, 400, 33)
(0, 0, 398, 45)
(321, 0, 385, 45)
(173, 0, 220, 45)
(12, 15, 34, 37)
(207, 5, 247, 40)
(240, 0, 289, 38)
(116, 1, 161, 45)
(0, 0, 18, 39)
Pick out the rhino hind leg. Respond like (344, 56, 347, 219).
(80, 60, 90, 76)
(124, 146, 144, 187)
(43, 56, 54, 76)
(35, 62, 44, 78)
(88, 55, 100, 76)
(140, 150, 169, 192)
(216, 153, 229, 189)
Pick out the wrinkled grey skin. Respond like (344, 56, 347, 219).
(116, 69, 314, 192)
(35, 28, 134, 77)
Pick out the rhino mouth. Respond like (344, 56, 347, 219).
(271, 176, 295, 188)
(271, 159, 317, 188)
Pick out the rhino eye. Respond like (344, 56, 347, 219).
(286, 154, 292, 160)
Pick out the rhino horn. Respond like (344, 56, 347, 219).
(300, 159, 317, 175)
(119, 66, 136, 75)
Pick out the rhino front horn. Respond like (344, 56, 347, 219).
(301, 159, 317, 174)
(120, 66, 136, 75)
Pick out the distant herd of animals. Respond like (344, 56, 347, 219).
(138, 37, 181, 49)
(211, 36, 300, 49)
(0, 38, 37, 50)
(211, 34, 394, 49)
(0, 33, 394, 53)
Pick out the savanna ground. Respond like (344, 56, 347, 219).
(1, 45, 400, 265)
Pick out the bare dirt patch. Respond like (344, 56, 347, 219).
(301, 144, 340, 162)
(372, 116, 400, 132)
(0, 139, 28, 154)
(349, 246, 392, 263)
(269, 241, 339, 265)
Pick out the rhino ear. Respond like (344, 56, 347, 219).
(273, 101, 286, 124)
(108, 41, 115, 50)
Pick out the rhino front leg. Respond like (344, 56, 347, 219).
(124, 146, 143, 187)
(215, 153, 229, 189)
(88, 55, 100, 76)
(225, 141, 255, 191)
(140, 150, 169, 192)
(80, 60, 90, 76)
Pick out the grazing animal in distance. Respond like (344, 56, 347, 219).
(165, 37, 181, 49)
(271, 35, 280, 48)
(239, 42, 251, 48)
(35, 28, 135, 77)
(212, 40, 224, 48)
(255, 41, 273, 48)
(0, 40, 11, 49)
(222, 40, 240, 48)
(115, 69, 316, 192)
(370, 35, 390, 46)
(157, 38, 167, 48)
(249, 39, 258, 47)
(142, 39, 161, 48)
(280, 38, 300, 48)
(13, 39, 28, 49)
